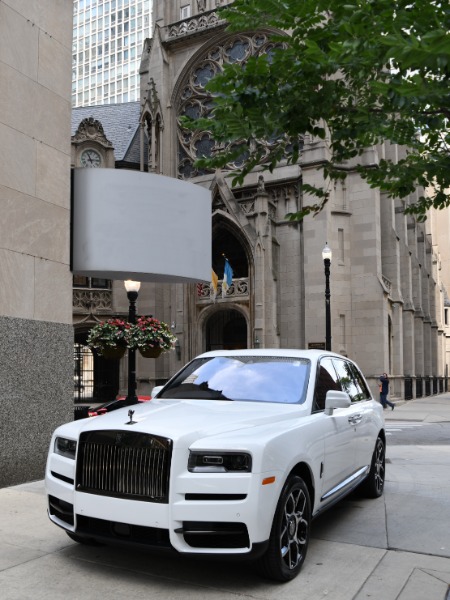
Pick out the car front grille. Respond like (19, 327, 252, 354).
(76, 430, 172, 502)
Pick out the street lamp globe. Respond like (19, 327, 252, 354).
(124, 280, 141, 293)
(322, 243, 332, 263)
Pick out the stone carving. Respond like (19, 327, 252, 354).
(72, 117, 113, 146)
(145, 78, 160, 115)
(257, 175, 265, 193)
(197, 0, 207, 11)
(268, 203, 277, 220)
(168, 11, 222, 39)
(382, 275, 392, 292)
(73, 289, 112, 313)
(212, 193, 228, 213)
(240, 200, 256, 215)
(196, 277, 249, 301)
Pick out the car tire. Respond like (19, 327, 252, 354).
(257, 475, 311, 582)
(66, 531, 103, 546)
(361, 436, 385, 498)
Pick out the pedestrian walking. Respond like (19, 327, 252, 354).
(379, 373, 395, 410)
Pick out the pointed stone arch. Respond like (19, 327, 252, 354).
(212, 210, 254, 281)
(210, 171, 258, 246)
(192, 204, 256, 354)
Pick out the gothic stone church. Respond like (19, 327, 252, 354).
(72, 0, 450, 404)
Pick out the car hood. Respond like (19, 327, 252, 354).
(62, 398, 307, 447)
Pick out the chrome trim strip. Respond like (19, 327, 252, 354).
(321, 466, 369, 501)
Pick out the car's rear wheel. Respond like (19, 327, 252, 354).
(257, 475, 311, 582)
(361, 436, 385, 498)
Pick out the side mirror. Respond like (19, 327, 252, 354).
(324, 390, 351, 415)
(151, 385, 163, 398)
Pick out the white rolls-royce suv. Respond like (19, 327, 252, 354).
(45, 349, 385, 582)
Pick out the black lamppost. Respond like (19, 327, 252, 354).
(322, 243, 332, 351)
(124, 279, 141, 405)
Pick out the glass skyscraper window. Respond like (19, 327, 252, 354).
(72, 0, 152, 107)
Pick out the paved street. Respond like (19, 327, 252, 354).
(386, 420, 450, 445)
(1, 395, 450, 599)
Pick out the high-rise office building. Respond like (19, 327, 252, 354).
(72, 0, 152, 107)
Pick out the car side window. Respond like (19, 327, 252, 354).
(332, 359, 365, 403)
(348, 362, 372, 401)
(313, 357, 341, 412)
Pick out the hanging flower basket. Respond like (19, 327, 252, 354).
(101, 346, 127, 359)
(87, 317, 176, 360)
(139, 347, 163, 359)
(87, 319, 130, 358)
(128, 316, 177, 358)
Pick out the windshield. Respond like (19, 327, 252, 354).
(158, 356, 311, 404)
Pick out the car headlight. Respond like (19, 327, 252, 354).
(54, 437, 77, 459)
(188, 451, 252, 473)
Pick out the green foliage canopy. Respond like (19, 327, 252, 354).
(184, 0, 450, 220)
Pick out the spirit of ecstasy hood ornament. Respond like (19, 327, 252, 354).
(125, 409, 137, 425)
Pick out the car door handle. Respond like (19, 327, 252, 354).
(348, 414, 362, 425)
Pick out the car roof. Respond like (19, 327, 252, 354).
(195, 349, 351, 360)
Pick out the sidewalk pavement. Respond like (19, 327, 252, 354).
(1, 395, 450, 600)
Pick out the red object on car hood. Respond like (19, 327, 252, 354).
(88, 395, 151, 417)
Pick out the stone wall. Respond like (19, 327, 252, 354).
(0, 0, 74, 486)
(0, 317, 73, 487)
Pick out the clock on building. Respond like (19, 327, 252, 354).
(80, 149, 101, 168)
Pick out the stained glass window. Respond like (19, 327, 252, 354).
(177, 33, 288, 179)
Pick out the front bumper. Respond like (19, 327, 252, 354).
(46, 452, 282, 556)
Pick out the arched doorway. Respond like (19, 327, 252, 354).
(206, 309, 247, 351)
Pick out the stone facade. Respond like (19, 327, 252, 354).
(70, 0, 450, 406)
(136, 0, 449, 399)
(0, 0, 73, 487)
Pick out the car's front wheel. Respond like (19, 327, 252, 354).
(361, 436, 385, 498)
(258, 475, 311, 582)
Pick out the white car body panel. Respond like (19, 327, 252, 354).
(45, 349, 385, 563)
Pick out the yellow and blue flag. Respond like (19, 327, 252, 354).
(222, 258, 233, 298)
(211, 269, 219, 301)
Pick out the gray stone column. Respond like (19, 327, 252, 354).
(252, 178, 280, 348)
(402, 308, 416, 396)
(391, 304, 404, 397)
(423, 319, 432, 376)
(415, 315, 425, 381)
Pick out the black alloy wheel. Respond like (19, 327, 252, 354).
(258, 475, 311, 582)
(361, 436, 385, 498)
